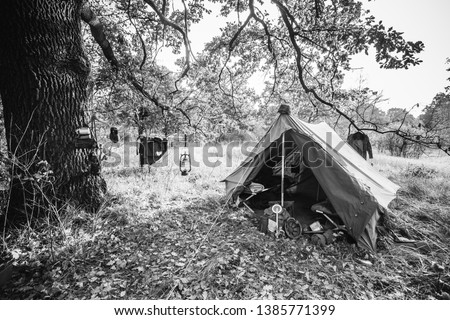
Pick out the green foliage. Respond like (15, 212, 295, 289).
(371, 108, 424, 157)
(366, 19, 424, 69)
(404, 164, 437, 179)
(420, 92, 450, 150)
(331, 87, 387, 134)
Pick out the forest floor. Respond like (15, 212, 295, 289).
(1, 148, 449, 299)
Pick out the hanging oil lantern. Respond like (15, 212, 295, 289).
(179, 133, 191, 176)
(179, 152, 191, 176)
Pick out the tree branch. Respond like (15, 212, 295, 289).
(142, 0, 191, 81)
(272, 0, 449, 155)
(81, 3, 119, 68)
(126, 0, 147, 70)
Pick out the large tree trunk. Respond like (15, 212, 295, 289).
(0, 0, 106, 222)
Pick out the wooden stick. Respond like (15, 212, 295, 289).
(242, 202, 254, 213)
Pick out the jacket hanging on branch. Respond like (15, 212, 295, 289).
(347, 132, 373, 160)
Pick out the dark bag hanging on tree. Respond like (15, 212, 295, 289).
(109, 127, 119, 143)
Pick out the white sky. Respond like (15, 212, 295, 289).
(157, 0, 450, 117)
(343, 0, 450, 116)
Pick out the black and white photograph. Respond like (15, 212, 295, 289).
(0, 0, 449, 318)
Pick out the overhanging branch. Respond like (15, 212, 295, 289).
(272, 0, 449, 155)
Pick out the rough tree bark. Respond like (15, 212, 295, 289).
(0, 0, 106, 221)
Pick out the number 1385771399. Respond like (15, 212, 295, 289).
(256, 304, 335, 316)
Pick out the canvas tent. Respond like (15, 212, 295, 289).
(222, 105, 400, 252)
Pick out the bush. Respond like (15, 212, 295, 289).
(403, 164, 437, 179)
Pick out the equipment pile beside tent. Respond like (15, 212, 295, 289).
(222, 105, 400, 252)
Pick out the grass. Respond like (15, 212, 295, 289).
(0, 144, 449, 299)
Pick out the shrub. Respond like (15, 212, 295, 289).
(403, 164, 437, 179)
